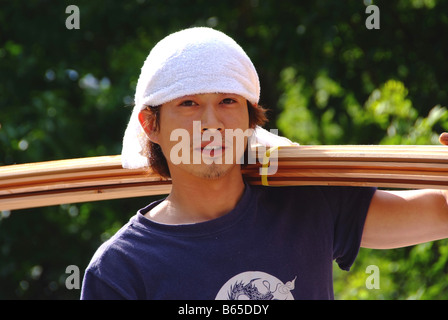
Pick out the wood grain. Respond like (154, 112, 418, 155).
(1, 145, 447, 210)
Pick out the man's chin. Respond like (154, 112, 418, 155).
(195, 164, 232, 180)
(186, 163, 238, 180)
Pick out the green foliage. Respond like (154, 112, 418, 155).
(278, 74, 448, 146)
(334, 239, 448, 300)
(277, 67, 347, 144)
(358, 80, 448, 145)
(1, 0, 448, 299)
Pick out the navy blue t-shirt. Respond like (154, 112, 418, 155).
(81, 184, 376, 300)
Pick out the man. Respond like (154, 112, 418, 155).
(81, 27, 448, 300)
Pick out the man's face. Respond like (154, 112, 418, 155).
(149, 93, 251, 180)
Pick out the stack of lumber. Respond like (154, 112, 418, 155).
(0, 145, 447, 211)
(243, 145, 448, 190)
(0, 155, 171, 211)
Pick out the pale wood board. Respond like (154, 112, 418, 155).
(1, 145, 447, 210)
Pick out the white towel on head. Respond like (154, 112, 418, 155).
(121, 27, 261, 169)
(135, 27, 260, 108)
(250, 126, 299, 148)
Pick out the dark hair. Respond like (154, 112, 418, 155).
(141, 101, 268, 179)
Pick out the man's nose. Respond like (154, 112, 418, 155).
(201, 105, 223, 132)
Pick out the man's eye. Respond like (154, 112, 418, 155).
(179, 100, 197, 107)
(221, 98, 236, 104)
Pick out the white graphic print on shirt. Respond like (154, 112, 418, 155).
(216, 271, 296, 300)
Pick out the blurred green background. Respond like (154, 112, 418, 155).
(1, 0, 448, 299)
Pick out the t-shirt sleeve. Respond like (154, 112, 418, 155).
(81, 269, 127, 300)
(80, 234, 145, 300)
(322, 186, 376, 271)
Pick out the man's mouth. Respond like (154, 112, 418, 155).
(200, 144, 225, 157)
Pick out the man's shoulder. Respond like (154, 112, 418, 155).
(250, 184, 323, 199)
(249, 184, 376, 210)
(86, 216, 142, 269)
(251, 184, 375, 197)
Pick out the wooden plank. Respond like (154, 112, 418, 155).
(256, 160, 448, 172)
(0, 155, 123, 179)
(246, 177, 448, 190)
(0, 173, 165, 196)
(251, 145, 448, 163)
(0, 182, 172, 211)
(245, 168, 448, 181)
(1, 145, 447, 210)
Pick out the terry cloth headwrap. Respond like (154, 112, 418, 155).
(121, 27, 294, 169)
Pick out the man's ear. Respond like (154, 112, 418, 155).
(138, 109, 159, 144)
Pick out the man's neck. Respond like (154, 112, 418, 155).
(145, 166, 246, 225)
